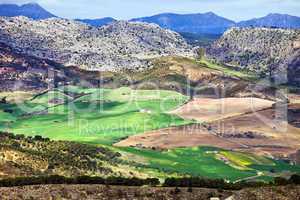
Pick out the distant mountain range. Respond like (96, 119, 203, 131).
(1, 3, 300, 34)
(237, 13, 300, 29)
(0, 3, 56, 20)
(76, 17, 116, 27)
(131, 12, 235, 34)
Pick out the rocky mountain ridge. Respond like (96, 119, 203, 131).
(131, 12, 235, 35)
(76, 17, 116, 27)
(2, 3, 300, 32)
(0, 3, 56, 20)
(238, 13, 300, 29)
(207, 27, 300, 85)
(0, 16, 194, 72)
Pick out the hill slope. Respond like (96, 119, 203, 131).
(0, 132, 125, 178)
(0, 42, 110, 91)
(207, 27, 300, 85)
(131, 12, 235, 34)
(0, 17, 193, 71)
(0, 3, 56, 20)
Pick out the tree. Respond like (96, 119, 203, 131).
(0, 97, 7, 104)
(274, 177, 288, 186)
(187, 186, 193, 193)
(196, 48, 206, 61)
(289, 174, 300, 184)
(174, 187, 181, 194)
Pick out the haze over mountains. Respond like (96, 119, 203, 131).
(1, 3, 300, 35)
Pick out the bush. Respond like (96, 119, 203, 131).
(274, 177, 289, 186)
(0, 176, 160, 187)
(163, 177, 272, 190)
(289, 174, 300, 184)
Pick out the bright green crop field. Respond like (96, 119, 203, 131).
(0, 86, 299, 182)
(0, 86, 190, 145)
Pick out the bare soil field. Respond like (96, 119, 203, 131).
(288, 103, 300, 128)
(289, 93, 300, 104)
(114, 124, 243, 150)
(170, 97, 274, 122)
(209, 104, 300, 156)
(116, 98, 300, 157)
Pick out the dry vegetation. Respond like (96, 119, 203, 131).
(0, 184, 233, 200)
(0, 184, 300, 200)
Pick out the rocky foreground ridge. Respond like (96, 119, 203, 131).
(207, 27, 300, 85)
(0, 16, 194, 72)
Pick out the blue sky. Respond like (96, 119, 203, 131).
(1, 0, 300, 21)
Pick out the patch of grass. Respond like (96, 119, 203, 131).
(76, 87, 188, 105)
(31, 90, 73, 106)
(1, 88, 191, 145)
(251, 160, 300, 175)
(116, 146, 300, 182)
(118, 146, 258, 182)
(219, 151, 274, 169)
(198, 58, 258, 81)
(0, 91, 34, 103)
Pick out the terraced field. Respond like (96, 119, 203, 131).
(0, 86, 299, 182)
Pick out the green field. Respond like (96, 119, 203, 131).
(0, 87, 190, 145)
(0, 86, 299, 182)
(198, 58, 259, 81)
(117, 146, 300, 182)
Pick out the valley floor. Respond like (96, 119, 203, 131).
(0, 86, 300, 182)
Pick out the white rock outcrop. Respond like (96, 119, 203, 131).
(0, 16, 194, 71)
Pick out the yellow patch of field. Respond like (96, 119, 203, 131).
(219, 151, 274, 170)
(0, 91, 34, 103)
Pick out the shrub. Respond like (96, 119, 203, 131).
(289, 174, 300, 185)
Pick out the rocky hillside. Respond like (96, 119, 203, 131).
(0, 17, 193, 72)
(207, 27, 300, 85)
(0, 184, 299, 200)
(0, 42, 114, 91)
(0, 184, 233, 200)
